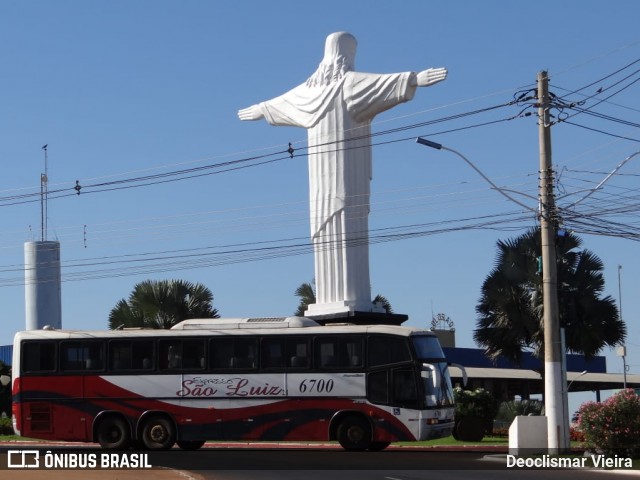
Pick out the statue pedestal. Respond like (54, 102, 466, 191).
(305, 300, 386, 317)
(305, 309, 408, 326)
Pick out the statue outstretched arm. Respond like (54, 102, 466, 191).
(238, 104, 265, 121)
(413, 67, 448, 87)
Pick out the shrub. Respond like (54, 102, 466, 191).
(0, 415, 13, 435)
(493, 399, 544, 431)
(495, 399, 544, 423)
(576, 389, 640, 457)
(453, 387, 498, 421)
(492, 426, 509, 438)
(570, 426, 585, 443)
(453, 387, 498, 441)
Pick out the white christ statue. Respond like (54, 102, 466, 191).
(238, 32, 447, 316)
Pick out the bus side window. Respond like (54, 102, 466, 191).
(134, 341, 154, 370)
(61, 341, 104, 372)
(109, 340, 154, 372)
(393, 368, 418, 408)
(182, 339, 205, 370)
(23, 341, 56, 373)
(261, 338, 285, 369)
(315, 337, 362, 370)
(110, 341, 131, 371)
(288, 338, 309, 369)
(341, 338, 363, 368)
(160, 341, 182, 370)
(211, 337, 257, 370)
(210, 338, 233, 369)
(316, 338, 338, 369)
(368, 336, 410, 367)
(367, 370, 388, 405)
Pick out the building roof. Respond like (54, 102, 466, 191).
(448, 365, 640, 394)
(443, 347, 607, 373)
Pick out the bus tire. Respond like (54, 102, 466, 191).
(337, 416, 371, 451)
(141, 416, 176, 450)
(96, 416, 131, 450)
(177, 440, 206, 451)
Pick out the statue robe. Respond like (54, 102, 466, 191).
(258, 70, 417, 313)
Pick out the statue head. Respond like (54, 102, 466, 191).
(306, 32, 357, 87)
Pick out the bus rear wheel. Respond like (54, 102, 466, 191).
(97, 416, 131, 450)
(177, 440, 206, 451)
(337, 416, 371, 451)
(141, 416, 176, 450)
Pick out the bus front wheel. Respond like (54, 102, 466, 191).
(337, 416, 371, 451)
(141, 416, 176, 450)
(97, 416, 131, 450)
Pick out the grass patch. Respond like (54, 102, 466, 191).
(395, 435, 508, 447)
(0, 434, 39, 442)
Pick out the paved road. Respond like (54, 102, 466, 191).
(158, 448, 640, 479)
(2, 443, 638, 479)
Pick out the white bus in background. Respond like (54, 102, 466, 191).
(12, 316, 455, 451)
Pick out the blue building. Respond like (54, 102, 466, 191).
(0, 345, 11, 366)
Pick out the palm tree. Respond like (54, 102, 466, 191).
(293, 281, 393, 315)
(109, 279, 219, 330)
(373, 294, 393, 314)
(294, 281, 316, 316)
(473, 228, 625, 365)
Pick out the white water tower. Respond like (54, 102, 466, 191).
(24, 241, 62, 330)
(23, 145, 62, 330)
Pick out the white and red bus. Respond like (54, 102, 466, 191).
(11, 317, 455, 451)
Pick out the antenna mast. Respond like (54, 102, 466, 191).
(41, 144, 49, 241)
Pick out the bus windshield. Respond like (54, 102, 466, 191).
(412, 335, 444, 361)
(420, 361, 455, 407)
(412, 336, 454, 408)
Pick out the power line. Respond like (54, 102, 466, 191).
(0, 209, 535, 288)
(0, 98, 528, 208)
(562, 121, 640, 143)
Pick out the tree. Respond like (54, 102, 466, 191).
(372, 294, 393, 314)
(0, 361, 10, 418)
(294, 281, 316, 317)
(473, 228, 625, 365)
(293, 281, 393, 315)
(109, 279, 219, 330)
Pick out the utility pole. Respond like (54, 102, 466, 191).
(617, 265, 627, 389)
(537, 71, 566, 453)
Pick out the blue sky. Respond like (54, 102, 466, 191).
(1, 1, 639, 413)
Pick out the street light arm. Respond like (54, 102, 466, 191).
(567, 370, 588, 392)
(563, 151, 640, 209)
(416, 137, 538, 215)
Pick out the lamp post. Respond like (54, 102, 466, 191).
(416, 133, 567, 453)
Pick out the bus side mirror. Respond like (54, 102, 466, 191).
(0, 375, 10, 387)
(449, 363, 468, 387)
